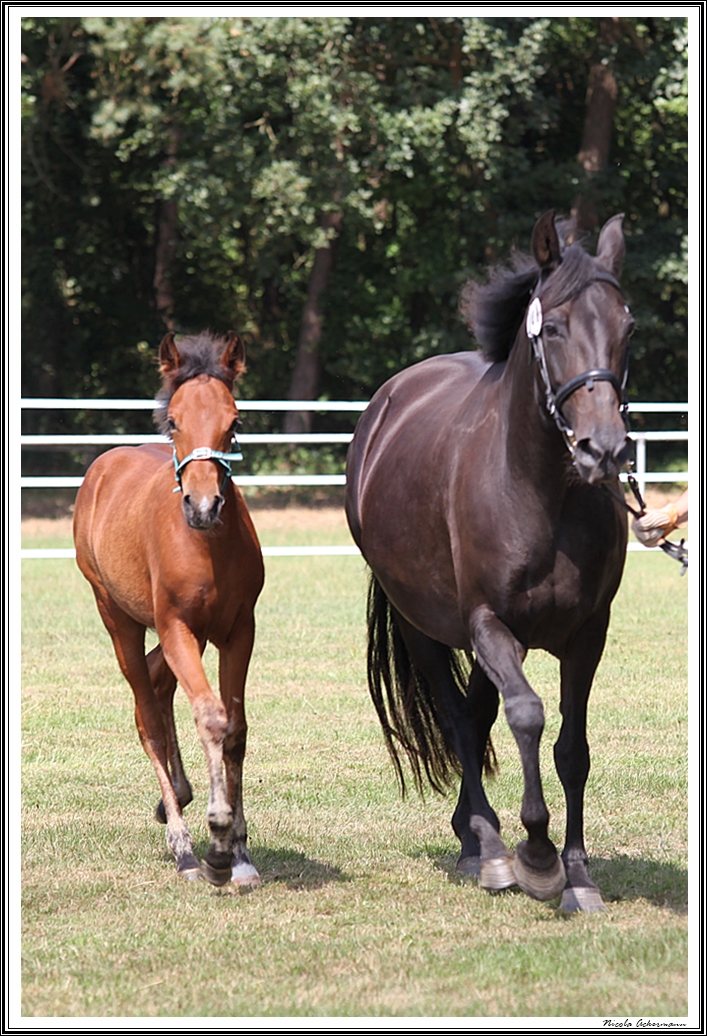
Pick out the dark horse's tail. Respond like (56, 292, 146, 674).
(367, 574, 496, 796)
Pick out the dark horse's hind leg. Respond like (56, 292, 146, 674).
(393, 612, 516, 892)
(147, 645, 194, 825)
(554, 612, 610, 913)
(452, 664, 506, 883)
(469, 604, 566, 902)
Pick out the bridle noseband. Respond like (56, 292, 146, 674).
(172, 440, 243, 495)
(525, 278, 630, 461)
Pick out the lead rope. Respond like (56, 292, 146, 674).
(603, 474, 687, 574)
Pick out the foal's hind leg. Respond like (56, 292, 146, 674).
(218, 617, 260, 888)
(393, 612, 515, 891)
(147, 645, 194, 825)
(92, 595, 200, 880)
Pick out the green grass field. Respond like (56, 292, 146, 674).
(19, 512, 689, 1019)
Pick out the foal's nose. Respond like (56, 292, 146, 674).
(182, 491, 225, 530)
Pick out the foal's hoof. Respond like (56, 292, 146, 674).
(231, 860, 262, 888)
(513, 843, 566, 901)
(178, 865, 203, 882)
(560, 885, 606, 914)
(201, 859, 232, 887)
(480, 855, 517, 892)
(456, 855, 481, 878)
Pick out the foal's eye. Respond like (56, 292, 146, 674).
(166, 416, 177, 433)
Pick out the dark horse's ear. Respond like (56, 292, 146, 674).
(596, 214, 625, 278)
(158, 332, 181, 373)
(531, 210, 561, 272)
(220, 331, 246, 379)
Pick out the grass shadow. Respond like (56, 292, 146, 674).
(186, 840, 349, 891)
(590, 854, 688, 914)
(252, 845, 350, 890)
(419, 846, 687, 914)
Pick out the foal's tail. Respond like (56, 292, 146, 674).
(367, 574, 496, 796)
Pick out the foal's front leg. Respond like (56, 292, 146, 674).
(93, 594, 200, 880)
(219, 618, 261, 888)
(158, 618, 234, 886)
(146, 644, 194, 824)
(470, 604, 566, 901)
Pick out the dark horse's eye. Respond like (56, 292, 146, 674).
(542, 322, 559, 339)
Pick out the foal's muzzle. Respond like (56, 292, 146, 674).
(182, 490, 225, 530)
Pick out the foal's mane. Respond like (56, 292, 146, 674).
(459, 222, 614, 363)
(154, 331, 238, 434)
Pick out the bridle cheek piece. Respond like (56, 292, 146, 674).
(525, 295, 630, 462)
(172, 441, 244, 496)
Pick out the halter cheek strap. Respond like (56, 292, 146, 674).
(172, 442, 243, 495)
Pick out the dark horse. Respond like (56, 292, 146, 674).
(346, 212, 634, 912)
(74, 331, 264, 886)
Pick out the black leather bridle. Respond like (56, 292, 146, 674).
(525, 277, 631, 461)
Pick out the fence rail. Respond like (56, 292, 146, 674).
(21, 399, 688, 558)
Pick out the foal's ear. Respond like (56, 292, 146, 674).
(220, 331, 246, 379)
(158, 332, 181, 373)
(531, 210, 561, 271)
(596, 213, 625, 277)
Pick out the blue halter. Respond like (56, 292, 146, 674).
(172, 441, 243, 495)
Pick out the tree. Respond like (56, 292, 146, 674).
(21, 14, 688, 455)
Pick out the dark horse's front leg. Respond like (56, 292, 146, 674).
(470, 604, 566, 902)
(554, 611, 611, 913)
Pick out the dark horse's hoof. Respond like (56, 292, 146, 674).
(560, 886, 606, 913)
(513, 842, 566, 901)
(456, 855, 481, 878)
(201, 857, 232, 887)
(480, 855, 517, 892)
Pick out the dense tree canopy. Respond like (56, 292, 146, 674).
(21, 15, 688, 452)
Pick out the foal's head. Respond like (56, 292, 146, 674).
(155, 331, 245, 530)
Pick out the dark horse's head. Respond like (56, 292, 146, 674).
(155, 331, 245, 530)
(461, 211, 634, 484)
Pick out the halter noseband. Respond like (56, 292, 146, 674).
(525, 277, 631, 460)
(172, 441, 243, 495)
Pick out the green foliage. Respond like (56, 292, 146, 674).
(22, 15, 688, 444)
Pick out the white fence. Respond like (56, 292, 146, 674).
(21, 399, 688, 559)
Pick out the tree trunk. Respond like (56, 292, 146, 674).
(284, 211, 343, 434)
(572, 19, 622, 233)
(153, 125, 180, 330)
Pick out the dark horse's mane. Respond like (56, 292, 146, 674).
(459, 219, 618, 363)
(154, 331, 238, 435)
